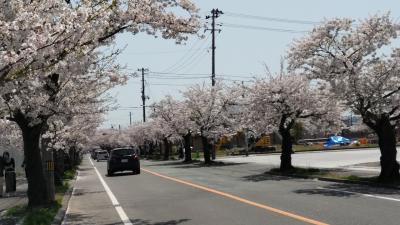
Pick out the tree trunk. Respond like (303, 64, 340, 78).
(375, 117, 400, 182)
(202, 136, 211, 164)
(163, 138, 170, 160)
(20, 124, 52, 207)
(178, 144, 184, 159)
(183, 133, 192, 162)
(279, 128, 294, 172)
(211, 143, 216, 160)
(148, 142, 154, 158)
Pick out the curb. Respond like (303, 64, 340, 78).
(51, 173, 78, 225)
(267, 172, 400, 190)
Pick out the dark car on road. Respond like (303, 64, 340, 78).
(107, 147, 140, 176)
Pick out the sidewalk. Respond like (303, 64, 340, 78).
(62, 156, 122, 225)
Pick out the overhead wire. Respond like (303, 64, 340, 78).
(180, 49, 209, 73)
(224, 11, 319, 25)
(149, 71, 259, 79)
(222, 23, 308, 34)
(123, 47, 209, 55)
(162, 34, 211, 73)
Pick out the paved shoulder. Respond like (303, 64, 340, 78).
(62, 156, 123, 225)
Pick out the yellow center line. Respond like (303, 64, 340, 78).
(142, 168, 329, 225)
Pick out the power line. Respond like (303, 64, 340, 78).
(149, 71, 258, 79)
(220, 78, 254, 83)
(162, 35, 210, 73)
(147, 75, 209, 79)
(180, 49, 209, 74)
(147, 83, 193, 87)
(166, 37, 210, 73)
(223, 23, 308, 33)
(123, 47, 208, 55)
(224, 11, 319, 25)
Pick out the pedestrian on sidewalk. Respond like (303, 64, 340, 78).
(3, 152, 16, 196)
(0, 154, 4, 197)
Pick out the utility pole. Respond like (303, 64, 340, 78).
(129, 112, 132, 126)
(206, 9, 223, 86)
(138, 68, 149, 122)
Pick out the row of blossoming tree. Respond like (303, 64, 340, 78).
(0, 0, 201, 207)
(101, 76, 342, 167)
(95, 13, 400, 184)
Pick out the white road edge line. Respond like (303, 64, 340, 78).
(89, 157, 133, 225)
(61, 171, 80, 225)
(317, 187, 400, 202)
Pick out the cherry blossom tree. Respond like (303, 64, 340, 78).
(0, 0, 200, 206)
(44, 112, 104, 162)
(182, 83, 237, 164)
(0, 0, 200, 83)
(0, 119, 22, 152)
(0, 50, 125, 206)
(123, 120, 180, 159)
(288, 14, 400, 181)
(247, 73, 341, 171)
(151, 95, 194, 161)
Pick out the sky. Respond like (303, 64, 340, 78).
(102, 0, 400, 129)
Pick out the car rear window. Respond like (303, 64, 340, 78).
(112, 149, 135, 156)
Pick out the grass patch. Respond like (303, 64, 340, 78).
(63, 169, 76, 180)
(5, 205, 27, 218)
(22, 202, 61, 225)
(55, 181, 70, 194)
(343, 175, 371, 182)
(4, 201, 61, 225)
(4, 180, 70, 225)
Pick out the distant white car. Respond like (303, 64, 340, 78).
(96, 151, 109, 162)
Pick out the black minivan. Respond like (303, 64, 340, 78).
(107, 147, 140, 176)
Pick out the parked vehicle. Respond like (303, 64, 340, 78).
(107, 148, 140, 176)
(96, 150, 109, 162)
(91, 149, 101, 160)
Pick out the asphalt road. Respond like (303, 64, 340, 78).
(63, 153, 400, 225)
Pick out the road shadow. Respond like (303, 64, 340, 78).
(175, 161, 248, 169)
(63, 212, 106, 225)
(241, 172, 299, 182)
(106, 171, 139, 177)
(294, 187, 355, 197)
(145, 160, 198, 167)
(78, 167, 94, 172)
(294, 182, 400, 198)
(72, 188, 105, 196)
(64, 213, 190, 225)
(323, 183, 400, 195)
(129, 218, 190, 225)
(102, 219, 191, 225)
(145, 160, 247, 169)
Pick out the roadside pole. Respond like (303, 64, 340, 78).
(41, 140, 55, 202)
